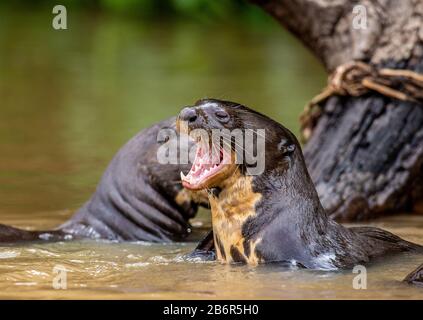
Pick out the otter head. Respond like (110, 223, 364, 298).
(177, 98, 301, 191)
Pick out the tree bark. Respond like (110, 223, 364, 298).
(250, 0, 423, 220)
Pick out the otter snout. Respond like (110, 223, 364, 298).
(179, 101, 231, 133)
(179, 107, 198, 124)
(178, 106, 205, 132)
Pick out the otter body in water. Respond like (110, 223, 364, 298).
(404, 263, 423, 286)
(0, 118, 207, 243)
(179, 99, 422, 269)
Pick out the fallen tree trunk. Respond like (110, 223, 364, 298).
(250, 0, 423, 220)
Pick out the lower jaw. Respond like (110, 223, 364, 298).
(181, 181, 205, 190)
(182, 175, 219, 190)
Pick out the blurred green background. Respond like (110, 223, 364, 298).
(0, 0, 325, 224)
(1, 0, 277, 23)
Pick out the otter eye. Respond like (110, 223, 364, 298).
(215, 110, 229, 122)
(278, 139, 296, 154)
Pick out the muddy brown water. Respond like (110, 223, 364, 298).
(0, 9, 422, 299)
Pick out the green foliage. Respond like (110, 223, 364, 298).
(169, 0, 270, 24)
(98, 0, 169, 15)
(100, 0, 149, 12)
(1, 0, 269, 23)
(171, 0, 239, 16)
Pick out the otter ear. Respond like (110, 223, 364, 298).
(278, 139, 296, 155)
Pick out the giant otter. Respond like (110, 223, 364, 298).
(178, 99, 423, 269)
(0, 118, 207, 243)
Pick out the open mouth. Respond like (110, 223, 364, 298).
(181, 141, 234, 190)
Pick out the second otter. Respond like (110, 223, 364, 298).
(178, 99, 422, 270)
(0, 118, 208, 243)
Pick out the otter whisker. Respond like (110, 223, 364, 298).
(221, 138, 254, 160)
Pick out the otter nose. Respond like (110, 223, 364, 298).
(179, 107, 198, 123)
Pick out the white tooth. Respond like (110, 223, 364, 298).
(180, 171, 186, 181)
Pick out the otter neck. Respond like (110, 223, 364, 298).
(255, 159, 329, 230)
(208, 158, 331, 265)
(251, 159, 335, 263)
(208, 169, 263, 264)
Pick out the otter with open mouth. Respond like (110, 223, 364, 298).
(178, 98, 422, 269)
